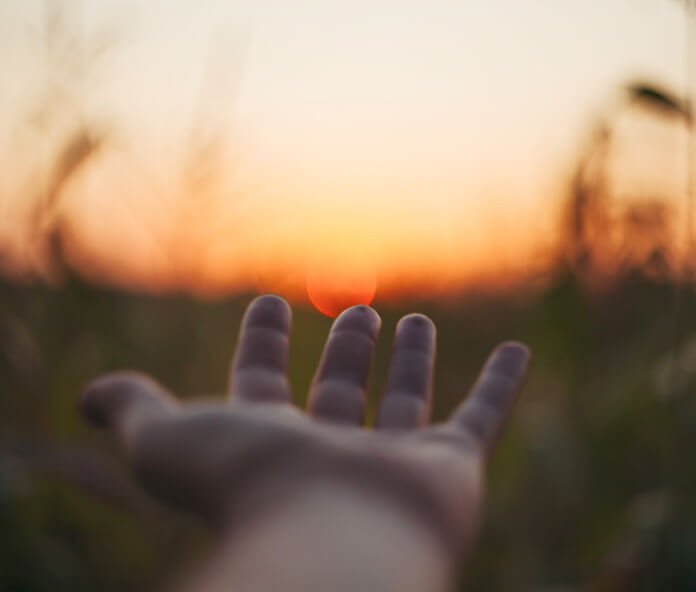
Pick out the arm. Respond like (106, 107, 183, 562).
(183, 482, 452, 592)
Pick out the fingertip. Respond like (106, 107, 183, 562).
(487, 341, 531, 375)
(250, 293, 289, 307)
(337, 303, 379, 320)
(79, 371, 169, 428)
(397, 313, 435, 332)
(333, 304, 381, 339)
(398, 312, 434, 326)
(395, 313, 436, 352)
(244, 294, 292, 331)
(80, 372, 134, 426)
(496, 340, 531, 356)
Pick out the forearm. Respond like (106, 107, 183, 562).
(180, 481, 454, 592)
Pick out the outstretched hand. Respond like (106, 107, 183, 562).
(81, 295, 529, 555)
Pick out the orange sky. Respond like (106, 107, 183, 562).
(0, 0, 694, 309)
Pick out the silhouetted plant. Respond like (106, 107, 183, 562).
(11, 0, 120, 283)
(561, 80, 691, 288)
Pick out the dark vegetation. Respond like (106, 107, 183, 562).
(2, 253, 696, 591)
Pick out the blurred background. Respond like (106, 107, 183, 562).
(1, 0, 696, 589)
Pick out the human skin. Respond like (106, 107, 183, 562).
(80, 294, 530, 592)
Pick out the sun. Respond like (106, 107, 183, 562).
(306, 259, 377, 317)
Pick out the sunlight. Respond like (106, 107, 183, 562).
(306, 257, 377, 317)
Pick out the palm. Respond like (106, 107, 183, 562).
(81, 295, 529, 552)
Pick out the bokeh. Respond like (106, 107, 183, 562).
(1, 1, 696, 590)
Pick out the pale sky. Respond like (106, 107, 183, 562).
(0, 0, 692, 300)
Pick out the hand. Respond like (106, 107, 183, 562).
(80, 295, 530, 556)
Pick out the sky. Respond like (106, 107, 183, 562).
(0, 0, 693, 308)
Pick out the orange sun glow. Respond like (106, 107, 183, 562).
(306, 260, 377, 317)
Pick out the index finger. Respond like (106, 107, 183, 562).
(448, 342, 530, 456)
(229, 294, 293, 403)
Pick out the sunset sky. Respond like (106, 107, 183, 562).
(0, 0, 693, 308)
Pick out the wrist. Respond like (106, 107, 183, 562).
(222, 448, 480, 562)
(201, 480, 454, 592)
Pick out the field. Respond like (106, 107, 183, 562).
(2, 266, 695, 591)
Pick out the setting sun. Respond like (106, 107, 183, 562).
(306, 259, 377, 317)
